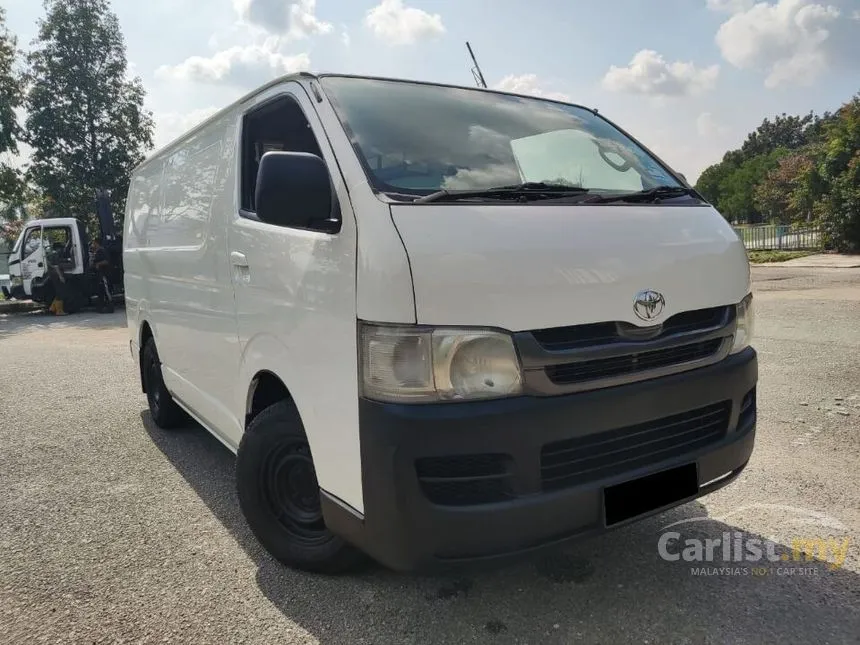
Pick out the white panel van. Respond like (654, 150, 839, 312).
(124, 73, 757, 573)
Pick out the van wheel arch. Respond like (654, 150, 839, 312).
(139, 322, 154, 393)
(246, 371, 293, 428)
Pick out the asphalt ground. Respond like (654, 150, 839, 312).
(1, 266, 858, 644)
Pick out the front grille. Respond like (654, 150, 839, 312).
(531, 306, 731, 351)
(546, 338, 723, 385)
(415, 454, 513, 506)
(540, 402, 731, 491)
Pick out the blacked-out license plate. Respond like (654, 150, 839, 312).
(604, 463, 698, 526)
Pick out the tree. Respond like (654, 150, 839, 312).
(740, 113, 814, 160)
(719, 150, 788, 224)
(25, 0, 153, 232)
(697, 149, 787, 224)
(695, 159, 737, 212)
(816, 94, 860, 251)
(753, 152, 816, 224)
(0, 6, 24, 206)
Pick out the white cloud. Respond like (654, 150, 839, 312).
(364, 0, 445, 45)
(494, 74, 570, 102)
(601, 50, 720, 97)
(696, 112, 731, 137)
(233, 0, 332, 39)
(154, 108, 220, 149)
(156, 42, 310, 87)
(713, 0, 858, 88)
(341, 25, 351, 47)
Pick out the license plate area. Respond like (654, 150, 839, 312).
(604, 463, 698, 526)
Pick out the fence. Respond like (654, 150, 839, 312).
(733, 225, 823, 251)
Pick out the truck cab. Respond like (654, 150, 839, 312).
(7, 217, 122, 310)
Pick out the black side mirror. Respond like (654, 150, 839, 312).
(255, 151, 341, 233)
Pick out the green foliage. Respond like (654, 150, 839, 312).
(696, 149, 787, 223)
(24, 0, 153, 232)
(753, 152, 816, 224)
(0, 6, 24, 205)
(739, 113, 828, 159)
(747, 250, 814, 264)
(696, 92, 860, 251)
(816, 96, 860, 252)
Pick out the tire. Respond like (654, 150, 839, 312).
(237, 400, 363, 574)
(35, 282, 53, 308)
(63, 282, 86, 314)
(142, 338, 186, 429)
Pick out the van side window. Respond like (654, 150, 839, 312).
(240, 95, 324, 214)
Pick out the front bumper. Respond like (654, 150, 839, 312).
(322, 348, 757, 572)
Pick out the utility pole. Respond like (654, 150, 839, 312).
(466, 42, 487, 89)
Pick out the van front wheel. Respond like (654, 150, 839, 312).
(236, 400, 363, 574)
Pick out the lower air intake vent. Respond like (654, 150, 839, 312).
(415, 454, 513, 506)
(541, 402, 731, 491)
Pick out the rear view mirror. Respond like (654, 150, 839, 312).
(255, 152, 341, 233)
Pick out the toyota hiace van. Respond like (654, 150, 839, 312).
(124, 73, 757, 572)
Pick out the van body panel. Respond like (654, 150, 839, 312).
(390, 204, 749, 331)
(305, 88, 416, 325)
(229, 81, 364, 511)
(351, 187, 417, 324)
(125, 113, 242, 441)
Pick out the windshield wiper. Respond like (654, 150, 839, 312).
(590, 185, 696, 204)
(414, 182, 590, 204)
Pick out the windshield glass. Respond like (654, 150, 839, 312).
(321, 76, 682, 197)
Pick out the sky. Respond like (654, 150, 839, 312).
(3, 0, 860, 182)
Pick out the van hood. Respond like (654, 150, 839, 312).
(390, 204, 749, 332)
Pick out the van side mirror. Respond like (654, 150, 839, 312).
(255, 151, 341, 233)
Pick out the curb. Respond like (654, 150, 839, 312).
(0, 300, 43, 314)
(751, 262, 860, 268)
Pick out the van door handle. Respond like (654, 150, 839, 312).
(230, 252, 248, 267)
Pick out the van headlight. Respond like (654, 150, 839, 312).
(731, 293, 754, 354)
(360, 324, 523, 403)
(10, 276, 22, 287)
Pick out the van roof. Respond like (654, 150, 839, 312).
(137, 72, 598, 171)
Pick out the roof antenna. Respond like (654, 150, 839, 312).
(466, 41, 487, 89)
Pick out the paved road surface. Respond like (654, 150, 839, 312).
(1, 267, 858, 644)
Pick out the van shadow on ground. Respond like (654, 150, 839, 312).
(141, 412, 860, 645)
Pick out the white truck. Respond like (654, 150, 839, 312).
(5, 203, 123, 311)
(124, 73, 757, 573)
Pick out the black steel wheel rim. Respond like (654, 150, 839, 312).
(145, 353, 162, 416)
(261, 440, 329, 545)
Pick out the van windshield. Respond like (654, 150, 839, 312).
(320, 76, 684, 200)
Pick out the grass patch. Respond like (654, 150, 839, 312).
(747, 250, 816, 264)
